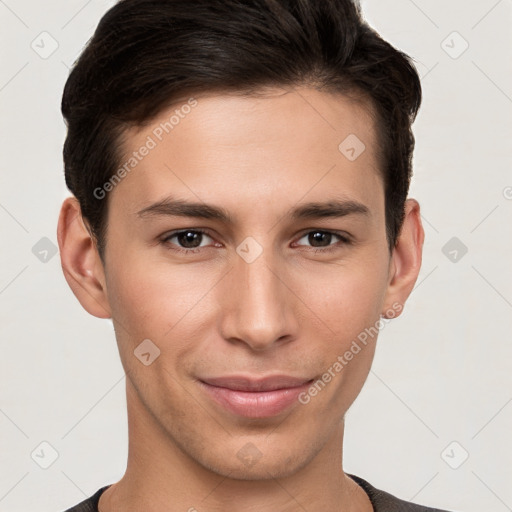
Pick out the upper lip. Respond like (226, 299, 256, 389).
(200, 375, 313, 392)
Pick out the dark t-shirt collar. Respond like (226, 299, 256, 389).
(63, 474, 452, 511)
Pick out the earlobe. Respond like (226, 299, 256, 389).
(382, 198, 425, 318)
(57, 196, 112, 319)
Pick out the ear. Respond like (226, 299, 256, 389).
(56, 196, 112, 319)
(382, 198, 425, 318)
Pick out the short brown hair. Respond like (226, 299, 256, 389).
(61, 0, 422, 261)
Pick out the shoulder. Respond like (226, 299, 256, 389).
(62, 485, 111, 512)
(348, 474, 456, 512)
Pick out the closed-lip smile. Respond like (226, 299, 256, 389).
(198, 374, 314, 418)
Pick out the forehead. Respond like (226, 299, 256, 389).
(110, 87, 383, 217)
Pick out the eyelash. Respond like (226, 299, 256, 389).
(160, 228, 352, 255)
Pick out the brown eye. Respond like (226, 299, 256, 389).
(295, 230, 350, 251)
(175, 231, 203, 248)
(161, 229, 215, 253)
(307, 231, 334, 247)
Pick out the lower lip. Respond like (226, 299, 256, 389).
(199, 381, 313, 418)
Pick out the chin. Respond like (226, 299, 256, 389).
(194, 440, 316, 481)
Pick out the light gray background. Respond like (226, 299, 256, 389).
(1, 1, 511, 511)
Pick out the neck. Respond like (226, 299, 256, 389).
(98, 379, 372, 512)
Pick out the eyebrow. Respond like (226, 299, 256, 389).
(136, 196, 370, 222)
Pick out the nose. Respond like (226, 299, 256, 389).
(218, 245, 298, 352)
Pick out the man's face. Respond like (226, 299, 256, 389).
(99, 87, 396, 478)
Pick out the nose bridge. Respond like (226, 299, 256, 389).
(220, 239, 295, 350)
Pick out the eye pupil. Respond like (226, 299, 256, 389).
(178, 231, 202, 248)
(309, 231, 331, 247)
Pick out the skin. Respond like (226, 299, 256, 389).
(57, 86, 424, 512)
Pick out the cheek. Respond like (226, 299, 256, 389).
(293, 265, 387, 415)
(104, 236, 389, 367)
(104, 252, 218, 346)
(293, 255, 389, 341)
